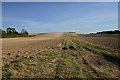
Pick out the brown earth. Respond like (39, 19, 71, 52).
(77, 34, 119, 49)
(2, 32, 120, 79)
(2, 32, 65, 65)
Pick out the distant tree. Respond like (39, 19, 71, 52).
(21, 29, 29, 36)
(6, 27, 17, 34)
(0, 29, 7, 38)
(1, 27, 29, 38)
(114, 30, 120, 34)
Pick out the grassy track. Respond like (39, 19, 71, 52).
(2, 33, 119, 79)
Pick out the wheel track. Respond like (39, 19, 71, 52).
(70, 39, 109, 79)
(79, 51, 106, 78)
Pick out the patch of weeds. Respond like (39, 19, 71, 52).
(65, 54, 81, 77)
(77, 41, 107, 55)
(85, 42, 106, 50)
(12, 64, 21, 70)
(75, 40, 107, 51)
(55, 59, 65, 78)
(3, 64, 10, 68)
(2, 72, 12, 78)
(24, 56, 34, 60)
(82, 45, 104, 54)
(79, 64, 99, 78)
(2, 64, 10, 71)
(38, 57, 47, 63)
(62, 46, 68, 51)
(88, 43, 108, 51)
(78, 41, 120, 66)
(56, 50, 80, 77)
(54, 75, 61, 80)
(69, 45, 76, 50)
(11, 60, 20, 64)
(70, 49, 79, 57)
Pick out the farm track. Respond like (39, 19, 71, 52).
(79, 51, 101, 78)
(68, 40, 102, 78)
(73, 43, 108, 78)
(78, 47, 119, 79)
(66, 39, 107, 78)
(70, 35, 119, 78)
(2, 33, 119, 79)
(62, 38, 101, 78)
(79, 50, 107, 79)
(53, 35, 116, 79)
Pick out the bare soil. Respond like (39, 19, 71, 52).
(2, 32, 120, 79)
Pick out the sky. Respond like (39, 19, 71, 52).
(0, 2, 1, 27)
(2, 2, 118, 33)
(2, 0, 120, 2)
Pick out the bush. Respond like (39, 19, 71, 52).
(0, 28, 29, 38)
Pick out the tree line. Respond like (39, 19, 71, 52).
(96, 30, 120, 34)
(90, 30, 120, 34)
(0, 27, 29, 38)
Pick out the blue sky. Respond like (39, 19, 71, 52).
(2, 0, 120, 2)
(2, 2, 118, 33)
(0, 2, 1, 27)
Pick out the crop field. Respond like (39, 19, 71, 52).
(2, 32, 120, 79)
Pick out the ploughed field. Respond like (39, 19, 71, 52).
(2, 32, 120, 79)
(78, 34, 119, 49)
